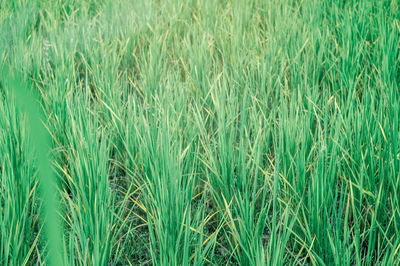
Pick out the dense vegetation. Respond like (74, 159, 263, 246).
(1, 0, 399, 265)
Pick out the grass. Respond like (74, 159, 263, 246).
(0, 0, 399, 265)
(1, 65, 63, 265)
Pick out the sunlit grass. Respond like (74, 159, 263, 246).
(1, 0, 399, 265)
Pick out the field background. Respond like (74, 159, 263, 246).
(1, 0, 400, 265)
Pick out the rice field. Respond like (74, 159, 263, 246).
(1, 0, 400, 265)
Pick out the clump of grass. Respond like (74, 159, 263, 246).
(0, 87, 40, 265)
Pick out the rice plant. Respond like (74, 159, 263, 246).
(1, 0, 399, 265)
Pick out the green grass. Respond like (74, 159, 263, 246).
(1, 0, 399, 265)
